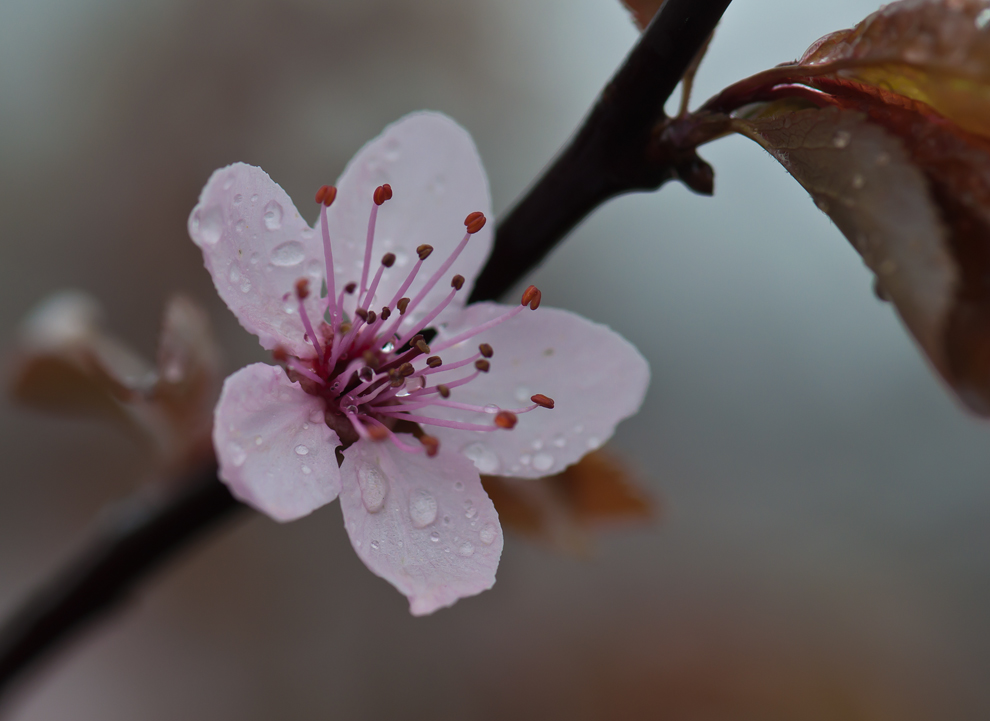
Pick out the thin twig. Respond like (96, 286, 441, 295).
(0, 0, 733, 702)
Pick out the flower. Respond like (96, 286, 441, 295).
(188, 112, 649, 614)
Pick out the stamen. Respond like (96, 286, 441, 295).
(295, 278, 323, 362)
(373, 183, 392, 206)
(520, 285, 542, 310)
(451, 275, 465, 291)
(494, 411, 517, 429)
(396, 298, 410, 315)
(364, 417, 426, 454)
(426, 356, 442, 368)
(286, 357, 326, 385)
(531, 394, 555, 409)
(437, 384, 450, 398)
(420, 435, 440, 457)
(318, 191, 338, 320)
(415, 339, 430, 354)
(474, 359, 490, 372)
(345, 282, 357, 294)
(464, 211, 487, 234)
(315, 185, 337, 206)
(479, 343, 493, 358)
(430, 287, 541, 353)
(395, 286, 457, 348)
(373, 410, 504, 432)
(417, 244, 433, 260)
(380, 306, 391, 321)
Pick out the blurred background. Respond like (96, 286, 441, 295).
(2, 0, 989, 718)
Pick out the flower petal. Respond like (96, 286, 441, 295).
(338, 438, 502, 615)
(214, 363, 341, 521)
(427, 303, 650, 478)
(327, 112, 492, 328)
(189, 163, 327, 358)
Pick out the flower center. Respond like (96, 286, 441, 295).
(274, 184, 554, 456)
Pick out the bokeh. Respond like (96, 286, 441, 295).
(2, 0, 989, 718)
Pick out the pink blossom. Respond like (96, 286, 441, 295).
(189, 112, 649, 614)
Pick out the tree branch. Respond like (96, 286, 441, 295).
(0, 0, 733, 702)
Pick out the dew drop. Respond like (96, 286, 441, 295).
(234, 220, 246, 234)
(233, 193, 243, 205)
(443, 515, 451, 525)
(270, 240, 305, 267)
(301, 465, 312, 475)
(483, 404, 499, 414)
(462, 442, 500, 474)
(228, 266, 241, 283)
(429, 531, 441, 543)
(480, 523, 497, 545)
(227, 441, 246, 467)
(519, 454, 531, 466)
(458, 541, 475, 557)
(532, 439, 544, 451)
(552, 434, 567, 448)
(263, 200, 283, 230)
(381, 341, 395, 354)
(370, 540, 380, 551)
(250, 194, 259, 203)
(409, 489, 439, 528)
(832, 130, 851, 148)
(249, 252, 260, 265)
(254, 435, 263, 446)
(294, 444, 309, 456)
(587, 437, 602, 450)
(193, 206, 223, 246)
(240, 281, 252, 294)
(358, 464, 388, 513)
(532, 453, 554, 472)
(463, 500, 477, 519)
(302, 422, 310, 430)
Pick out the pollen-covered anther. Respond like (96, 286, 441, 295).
(380, 306, 391, 321)
(478, 343, 493, 358)
(396, 297, 410, 315)
(531, 393, 555, 409)
(388, 369, 404, 387)
(474, 359, 490, 373)
(345, 282, 357, 294)
(415, 339, 430, 354)
(362, 350, 380, 369)
(520, 285, 542, 310)
(315, 185, 337, 206)
(416, 244, 434, 261)
(382, 253, 396, 268)
(437, 384, 451, 398)
(451, 275, 465, 291)
(373, 184, 393, 205)
(294, 278, 310, 300)
(366, 310, 377, 324)
(354, 308, 369, 322)
(398, 362, 415, 377)
(494, 411, 517, 429)
(367, 424, 389, 442)
(420, 435, 440, 457)
(426, 356, 442, 368)
(464, 211, 487, 234)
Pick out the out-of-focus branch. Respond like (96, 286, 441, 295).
(469, 0, 733, 302)
(0, 0, 732, 702)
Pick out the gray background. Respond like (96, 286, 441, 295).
(2, 0, 988, 718)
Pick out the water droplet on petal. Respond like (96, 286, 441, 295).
(233, 193, 243, 205)
(532, 453, 554, 472)
(430, 531, 440, 543)
(270, 240, 305, 267)
(250, 194, 259, 203)
(532, 439, 543, 451)
(358, 464, 388, 513)
(302, 465, 311, 475)
(832, 130, 851, 148)
(240, 281, 252, 293)
(193, 206, 223, 246)
(483, 404, 499, 414)
(462, 442, 500, 474)
(443, 515, 451, 525)
(464, 500, 477, 519)
(480, 523, 497, 545)
(587, 437, 602, 450)
(254, 435, 263, 446)
(409, 489, 438, 528)
(263, 200, 283, 230)
(552, 434, 566, 448)
(227, 441, 246, 467)
(370, 540, 380, 551)
(458, 541, 475, 557)
(228, 266, 241, 283)
(294, 444, 309, 456)
(519, 454, 531, 466)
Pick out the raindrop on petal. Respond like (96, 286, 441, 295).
(358, 464, 388, 513)
(263, 200, 283, 230)
(294, 444, 309, 456)
(409, 489, 438, 528)
(270, 240, 305, 267)
(227, 441, 246, 467)
(462, 442, 499, 474)
(480, 523, 497, 545)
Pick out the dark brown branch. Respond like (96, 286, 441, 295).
(0, 0, 733, 702)
(470, 0, 733, 302)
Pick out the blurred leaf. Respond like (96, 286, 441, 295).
(481, 450, 656, 553)
(619, 0, 663, 31)
(796, 0, 990, 138)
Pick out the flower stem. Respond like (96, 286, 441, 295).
(0, 0, 733, 702)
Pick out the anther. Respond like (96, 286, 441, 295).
(295, 278, 310, 300)
(398, 362, 415, 377)
(420, 435, 440, 457)
(464, 211, 487, 234)
(397, 297, 410, 315)
(345, 282, 357, 294)
(520, 285, 541, 309)
(354, 308, 369, 322)
(479, 343, 493, 358)
(389, 369, 404, 387)
(437, 384, 451, 398)
(426, 356, 442, 368)
(416, 244, 434, 261)
(363, 350, 381, 369)
(366, 310, 377, 324)
(474, 359, 490, 373)
(415, 339, 431, 354)
(373, 184, 393, 205)
(340, 322, 352, 334)
(494, 411, 518, 429)
(368, 424, 389, 441)
(451, 274, 465, 290)
(380, 306, 391, 320)
(382, 253, 396, 268)
(531, 394, 555, 409)
(315, 185, 337, 206)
